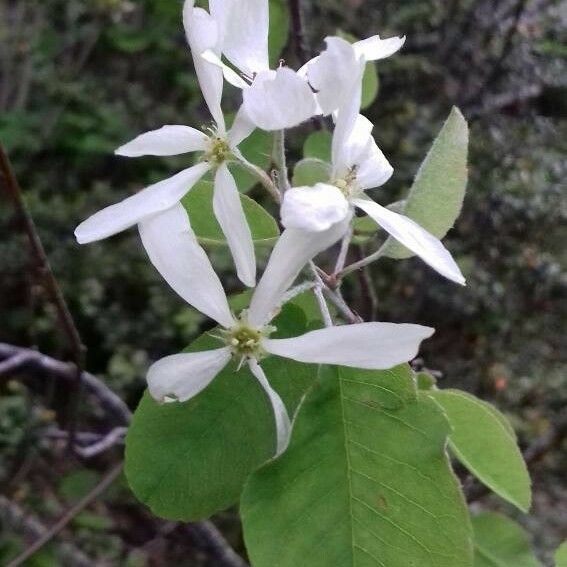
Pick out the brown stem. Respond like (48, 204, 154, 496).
(0, 143, 87, 448)
(6, 464, 123, 567)
(0, 342, 250, 567)
(288, 0, 309, 65)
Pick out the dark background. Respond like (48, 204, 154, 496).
(0, 0, 565, 565)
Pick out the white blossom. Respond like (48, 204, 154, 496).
(299, 34, 405, 116)
(75, 4, 259, 287)
(144, 208, 434, 456)
(187, 0, 318, 130)
(281, 48, 466, 286)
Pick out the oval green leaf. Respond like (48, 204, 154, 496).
(268, 0, 290, 66)
(182, 178, 279, 247)
(303, 130, 332, 162)
(472, 513, 540, 567)
(431, 389, 531, 512)
(556, 541, 567, 567)
(241, 365, 473, 567)
(292, 158, 331, 187)
(124, 302, 318, 521)
(384, 106, 468, 259)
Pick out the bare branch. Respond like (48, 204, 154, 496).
(185, 521, 249, 567)
(0, 343, 130, 425)
(0, 343, 250, 567)
(0, 143, 87, 446)
(6, 463, 123, 567)
(0, 495, 98, 567)
(288, 0, 309, 65)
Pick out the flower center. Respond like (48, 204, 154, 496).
(222, 317, 275, 359)
(333, 166, 359, 197)
(204, 136, 231, 165)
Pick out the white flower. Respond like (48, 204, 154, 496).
(186, 0, 318, 131)
(299, 34, 405, 116)
(144, 207, 434, 456)
(75, 3, 260, 287)
(281, 53, 466, 286)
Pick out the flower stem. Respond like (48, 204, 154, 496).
(233, 154, 281, 203)
(309, 263, 362, 324)
(272, 130, 291, 194)
(334, 226, 353, 274)
(338, 241, 388, 279)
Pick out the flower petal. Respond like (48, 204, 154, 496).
(352, 198, 466, 285)
(209, 0, 270, 76)
(248, 358, 291, 457)
(331, 113, 393, 190)
(263, 322, 434, 369)
(213, 164, 256, 287)
(304, 36, 359, 116)
(138, 203, 236, 328)
(353, 35, 406, 61)
(201, 49, 249, 89)
(248, 216, 351, 327)
(243, 68, 318, 131)
(331, 60, 365, 172)
(75, 163, 209, 244)
(147, 348, 231, 403)
(281, 183, 350, 232)
(115, 125, 209, 157)
(183, 3, 225, 132)
(227, 104, 255, 147)
(354, 136, 393, 190)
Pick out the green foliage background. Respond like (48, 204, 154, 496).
(0, 0, 565, 565)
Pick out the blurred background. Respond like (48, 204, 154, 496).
(0, 0, 565, 565)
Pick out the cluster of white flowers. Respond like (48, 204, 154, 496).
(75, 0, 465, 456)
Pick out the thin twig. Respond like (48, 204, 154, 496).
(0, 352, 33, 376)
(334, 227, 353, 275)
(288, 0, 309, 65)
(309, 263, 362, 324)
(313, 286, 333, 327)
(0, 343, 250, 567)
(185, 521, 249, 567)
(464, 0, 529, 107)
(45, 427, 128, 458)
(0, 495, 98, 567)
(233, 154, 281, 203)
(0, 143, 87, 448)
(75, 427, 127, 458)
(272, 130, 291, 194)
(338, 241, 388, 280)
(0, 343, 130, 425)
(6, 463, 123, 567)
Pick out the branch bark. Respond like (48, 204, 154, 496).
(0, 143, 86, 446)
(0, 342, 250, 567)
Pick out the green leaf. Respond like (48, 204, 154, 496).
(124, 302, 318, 521)
(416, 371, 437, 390)
(361, 62, 380, 109)
(384, 107, 468, 259)
(182, 178, 279, 247)
(431, 389, 531, 512)
(555, 541, 567, 567)
(292, 158, 331, 186)
(303, 131, 332, 162)
(241, 365, 473, 567)
(352, 215, 379, 244)
(472, 513, 540, 567)
(268, 0, 290, 66)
